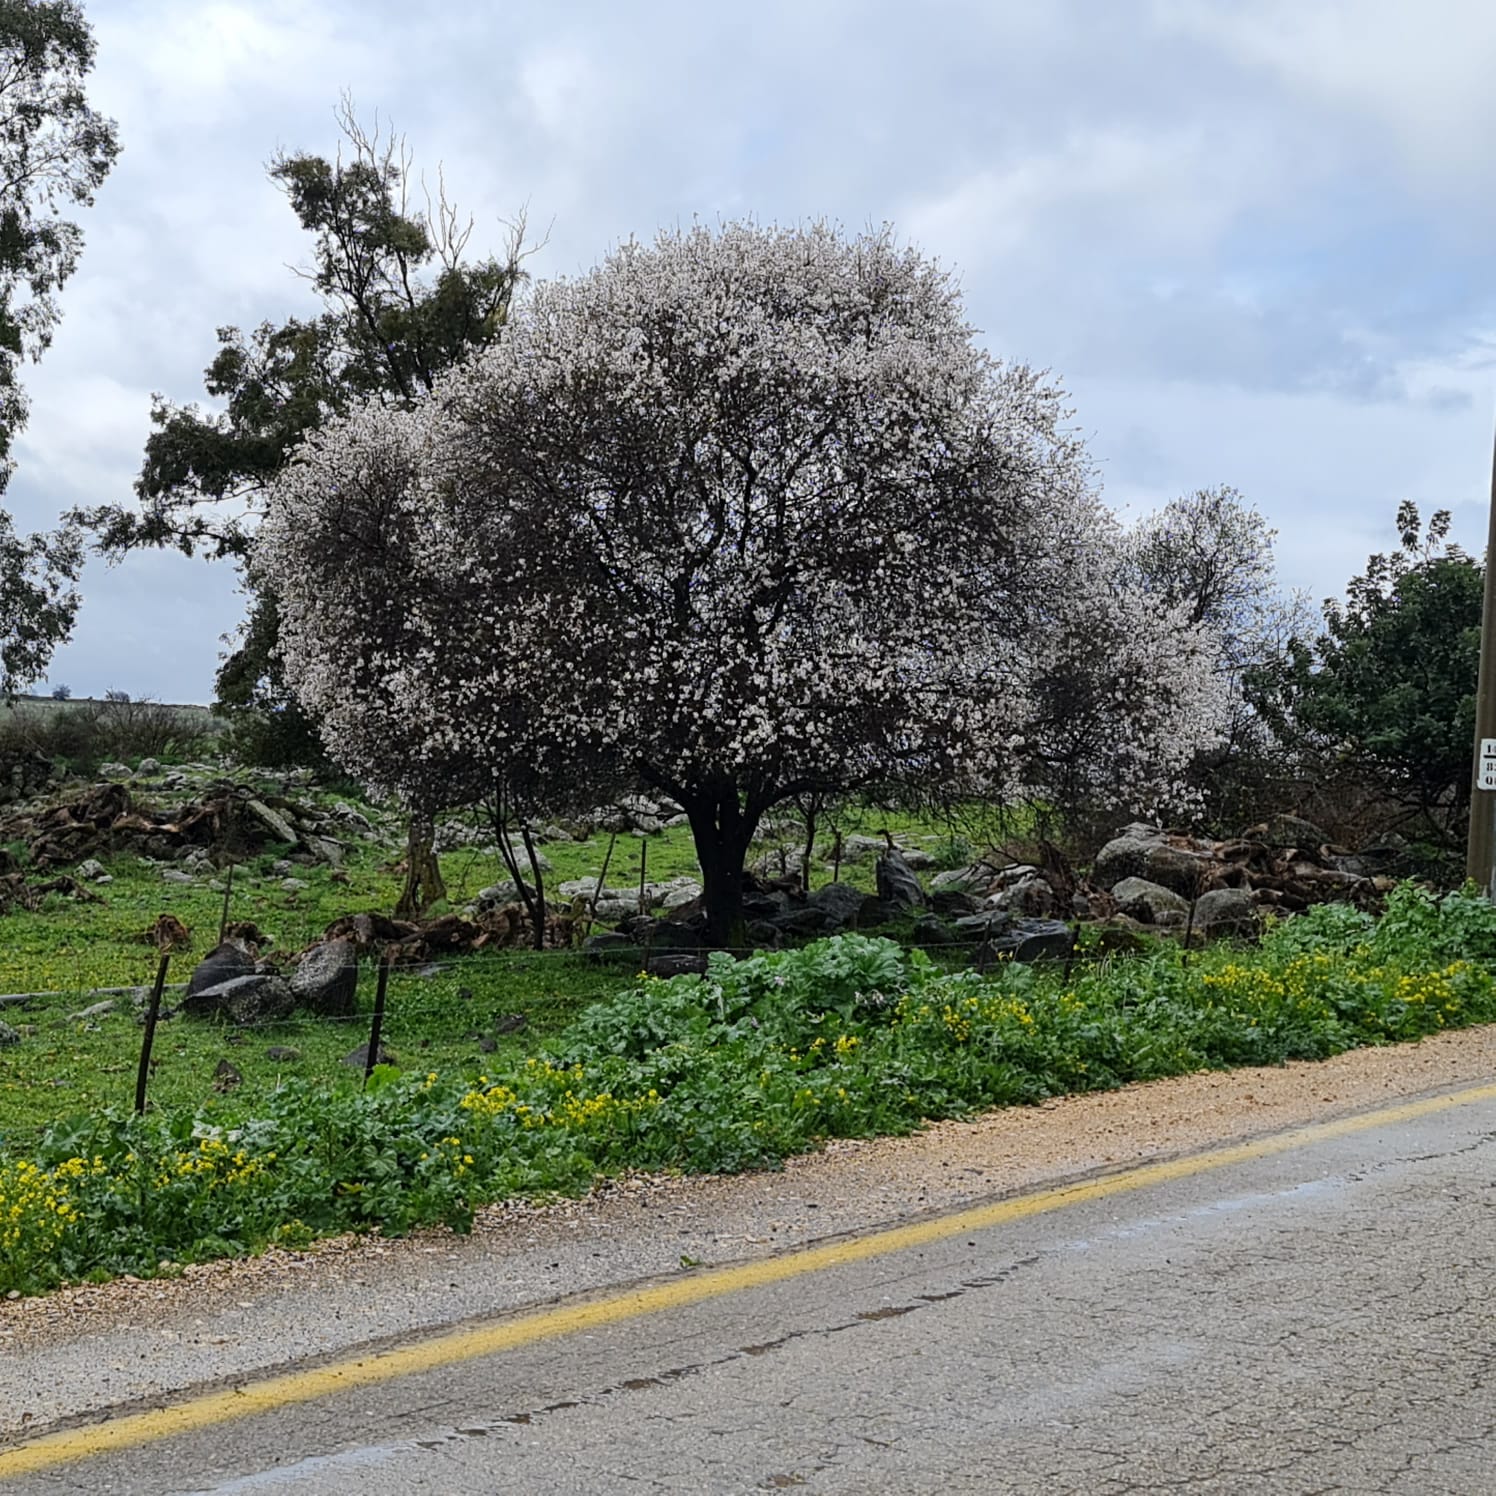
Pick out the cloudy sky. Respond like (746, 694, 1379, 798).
(9, 0, 1496, 702)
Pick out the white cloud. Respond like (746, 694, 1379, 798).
(7, 0, 1495, 700)
(1153, 0, 1496, 193)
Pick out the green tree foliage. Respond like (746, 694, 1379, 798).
(77, 101, 529, 757)
(1257, 502, 1481, 840)
(0, 0, 117, 698)
(0, 504, 79, 695)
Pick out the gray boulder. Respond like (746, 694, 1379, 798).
(77, 858, 107, 881)
(659, 879, 703, 910)
(809, 882, 866, 931)
(1192, 887, 1258, 939)
(646, 952, 709, 979)
(973, 917, 1074, 968)
(876, 849, 927, 910)
(559, 877, 629, 901)
(0, 1019, 19, 1047)
(1110, 877, 1190, 923)
(771, 906, 833, 937)
(931, 889, 981, 916)
(246, 798, 298, 846)
(186, 943, 255, 998)
(929, 863, 998, 894)
(1250, 813, 1330, 849)
(342, 1041, 396, 1071)
(836, 834, 888, 864)
(290, 938, 359, 1017)
(183, 974, 296, 1026)
(476, 880, 529, 908)
(582, 931, 638, 961)
(984, 874, 1054, 918)
(953, 910, 1016, 938)
(1094, 827, 1209, 897)
(593, 897, 638, 922)
(912, 913, 954, 946)
(305, 835, 345, 868)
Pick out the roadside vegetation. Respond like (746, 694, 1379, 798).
(0, 26, 1490, 1312)
(4, 882, 1494, 1298)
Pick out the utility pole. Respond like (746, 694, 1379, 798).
(1466, 419, 1496, 896)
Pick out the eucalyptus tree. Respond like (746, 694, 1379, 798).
(0, 0, 118, 697)
(77, 102, 530, 767)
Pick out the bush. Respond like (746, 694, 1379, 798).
(0, 695, 211, 775)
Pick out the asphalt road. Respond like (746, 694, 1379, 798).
(7, 1086, 1496, 1495)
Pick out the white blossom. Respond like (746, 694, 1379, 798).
(259, 220, 1229, 936)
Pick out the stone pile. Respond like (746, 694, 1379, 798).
(928, 815, 1391, 945)
(0, 780, 353, 872)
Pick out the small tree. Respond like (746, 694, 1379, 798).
(1019, 523, 1230, 840)
(1123, 485, 1313, 825)
(264, 222, 1228, 944)
(0, 509, 80, 698)
(77, 100, 531, 774)
(255, 402, 594, 928)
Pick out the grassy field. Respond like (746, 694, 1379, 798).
(0, 772, 980, 1151)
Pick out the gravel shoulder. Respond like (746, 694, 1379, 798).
(5, 1022, 1496, 1441)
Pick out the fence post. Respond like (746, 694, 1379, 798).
(217, 861, 235, 945)
(637, 837, 649, 915)
(134, 952, 172, 1115)
(584, 831, 619, 937)
(364, 952, 391, 1086)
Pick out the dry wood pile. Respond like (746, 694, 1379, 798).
(319, 898, 584, 961)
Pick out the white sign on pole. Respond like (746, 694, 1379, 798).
(1480, 739, 1496, 791)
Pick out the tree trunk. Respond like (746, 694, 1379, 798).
(683, 786, 760, 950)
(487, 788, 550, 950)
(394, 811, 446, 920)
(798, 795, 820, 896)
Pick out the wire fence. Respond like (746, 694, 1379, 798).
(0, 917, 1108, 1154)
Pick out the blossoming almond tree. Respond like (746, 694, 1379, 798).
(263, 221, 1228, 944)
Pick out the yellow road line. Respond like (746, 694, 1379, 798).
(5, 1080, 1494, 1478)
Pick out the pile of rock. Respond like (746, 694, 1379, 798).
(0, 748, 57, 807)
(0, 780, 353, 872)
(918, 815, 1390, 948)
(609, 816, 1391, 967)
(180, 936, 360, 1025)
(574, 846, 1079, 973)
(0, 867, 98, 915)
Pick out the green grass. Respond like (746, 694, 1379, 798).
(0, 787, 986, 1151)
(4, 885, 1496, 1297)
